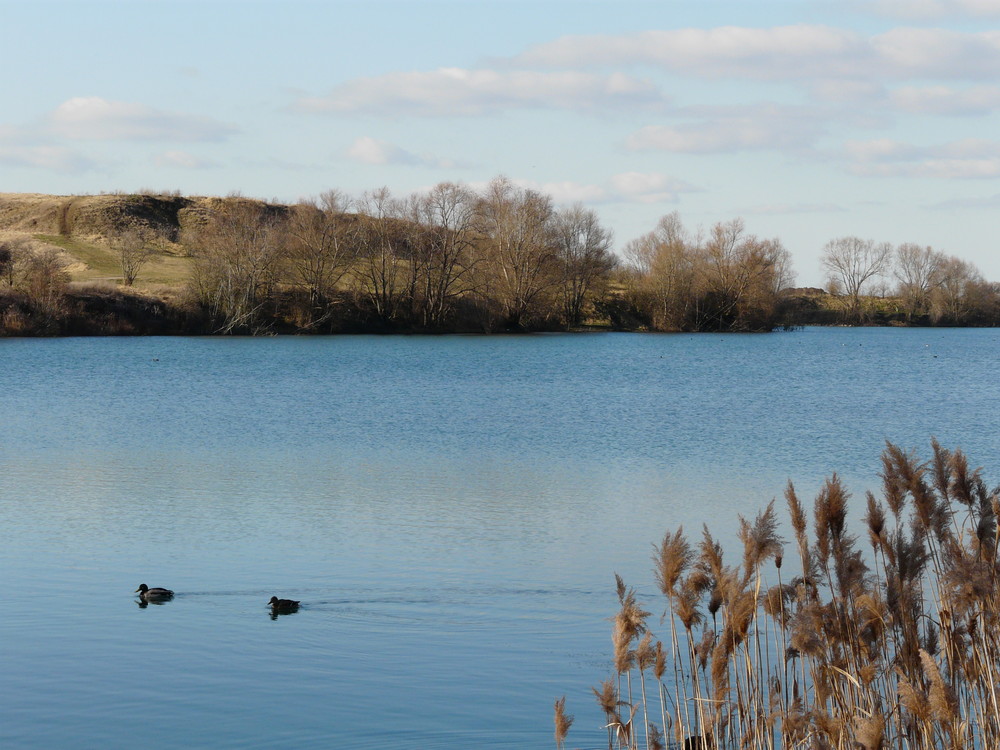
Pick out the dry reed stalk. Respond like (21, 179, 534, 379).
(567, 442, 1000, 750)
(554, 696, 574, 750)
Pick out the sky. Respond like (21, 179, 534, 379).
(3, 0, 1000, 286)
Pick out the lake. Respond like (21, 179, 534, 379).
(1, 328, 998, 749)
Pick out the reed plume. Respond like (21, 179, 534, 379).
(565, 441, 1000, 750)
(554, 696, 574, 750)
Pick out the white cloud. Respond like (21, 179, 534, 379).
(517, 26, 867, 80)
(872, 28, 1000, 79)
(345, 136, 464, 169)
(890, 84, 1000, 114)
(926, 192, 1000, 209)
(872, 0, 1000, 18)
(49, 97, 237, 141)
(745, 203, 847, 215)
(609, 172, 699, 203)
(515, 26, 1000, 82)
(0, 145, 95, 172)
(846, 137, 1000, 177)
(626, 104, 824, 154)
(152, 150, 219, 169)
(297, 68, 665, 116)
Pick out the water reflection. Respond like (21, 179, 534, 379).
(135, 599, 171, 608)
(3, 330, 1000, 750)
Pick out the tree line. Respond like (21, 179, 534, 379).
(819, 237, 1000, 325)
(2, 179, 1000, 335)
(186, 182, 803, 334)
(185, 177, 617, 334)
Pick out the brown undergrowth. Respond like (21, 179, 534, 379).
(559, 440, 1000, 749)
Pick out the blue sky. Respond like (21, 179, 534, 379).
(3, 0, 1000, 286)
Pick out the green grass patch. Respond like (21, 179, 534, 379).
(34, 233, 192, 287)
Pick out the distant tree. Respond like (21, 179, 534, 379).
(286, 190, 358, 327)
(821, 236, 892, 322)
(474, 176, 559, 329)
(624, 214, 791, 332)
(189, 199, 287, 333)
(0, 239, 27, 286)
(408, 182, 480, 327)
(110, 227, 156, 286)
(551, 203, 616, 327)
(894, 243, 942, 320)
(931, 255, 983, 324)
(353, 187, 408, 321)
(697, 219, 793, 331)
(15, 246, 71, 329)
(623, 211, 698, 330)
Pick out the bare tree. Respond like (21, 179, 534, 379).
(474, 176, 558, 329)
(408, 182, 480, 327)
(14, 246, 71, 328)
(821, 236, 892, 322)
(353, 187, 407, 321)
(0, 238, 30, 287)
(624, 214, 791, 331)
(110, 227, 156, 286)
(552, 203, 616, 327)
(286, 190, 358, 328)
(189, 198, 287, 333)
(931, 255, 983, 323)
(624, 212, 698, 330)
(698, 219, 793, 331)
(893, 243, 942, 320)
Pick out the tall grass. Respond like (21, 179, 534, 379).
(559, 440, 1000, 749)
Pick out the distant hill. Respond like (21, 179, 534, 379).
(0, 192, 280, 287)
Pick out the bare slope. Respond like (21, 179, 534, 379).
(0, 192, 219, 286)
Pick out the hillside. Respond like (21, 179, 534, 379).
(0, 192, 229, 287)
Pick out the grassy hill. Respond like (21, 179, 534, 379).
(0, 192, 210, 288)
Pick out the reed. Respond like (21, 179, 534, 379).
(559, 441, 1000, 749)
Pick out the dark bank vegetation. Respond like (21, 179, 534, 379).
(1, 184, 999, 336)
(558, 441, 1000, 749)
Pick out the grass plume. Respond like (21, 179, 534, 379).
(559, 441, 1000, 749)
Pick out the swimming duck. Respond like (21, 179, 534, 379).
(268, 596, 300, 612)
(135, 583, 174, 601)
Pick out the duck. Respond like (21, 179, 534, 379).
(268, 596, 300, 612)
(135, 583, 174, 601)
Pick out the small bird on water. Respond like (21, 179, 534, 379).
(268, 596, 300, 613)
(135, 583, 174, 601)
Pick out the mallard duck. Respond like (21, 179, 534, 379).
(135, 583, 174, 601)
(268, 596, 300, 612)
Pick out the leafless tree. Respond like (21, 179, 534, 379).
(698, 219, 794, 330)
(408, 182, 480, 327)
(13, 246, 71, 329)
(474, 176, 558, 329)
(353, 187, 407, 321)
(110, 227, 156, 286)
(893, 243, 942, 320)
(286, 190, 358, 327)
(0, 238, 30, 286)
(551, 203, 615, 327)
(821, 236, 892, 322)
(624, 212, 698, 330)
(931, 255, 983, 323)
(189, 198, 287, 333)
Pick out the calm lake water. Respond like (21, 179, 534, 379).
(2, 328, 998, 749)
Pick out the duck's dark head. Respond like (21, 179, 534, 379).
(268, 596, 279, 605)
(136, 584, 149, 594)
